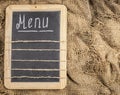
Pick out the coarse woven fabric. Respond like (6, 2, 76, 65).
(0, 0, 120, 95)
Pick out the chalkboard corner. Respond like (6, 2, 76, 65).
(6, 5, 14, 12)
(61, 5, 67, 11)
(4, 80, 11, 89)
(60, 82, 67, 89)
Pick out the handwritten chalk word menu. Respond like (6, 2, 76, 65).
(4, 5, 67, 89)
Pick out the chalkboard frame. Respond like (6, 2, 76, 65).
(4, 5, 67, 89)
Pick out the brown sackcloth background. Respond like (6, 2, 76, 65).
(0, 0, 120, 95)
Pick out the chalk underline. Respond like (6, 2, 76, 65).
(17, 30, 54, 33)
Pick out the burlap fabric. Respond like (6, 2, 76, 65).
(0, 0, 120, 95)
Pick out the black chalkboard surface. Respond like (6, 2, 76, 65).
(4, 5, 67, 89)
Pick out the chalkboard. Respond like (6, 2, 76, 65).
(4, 5, 67, 89)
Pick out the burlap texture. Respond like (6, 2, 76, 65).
(0, 0, 120, 95)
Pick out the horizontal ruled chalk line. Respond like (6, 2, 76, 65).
(18, 30, 54, 33)
(9, 76, 66, 79)
(12, 69, 66, 71)
(12, 60, 66, 62)
(12, 49, 66, 51)
(12, 40, 66, 43)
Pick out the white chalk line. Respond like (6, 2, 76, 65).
(12, 68, 65, 71)
(12, 60, 66, 62)
(11, 76, 65, 79)
(18, 30, 54, 33)
(12, 49, 66, 51)
(12, 40, 65, 43)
